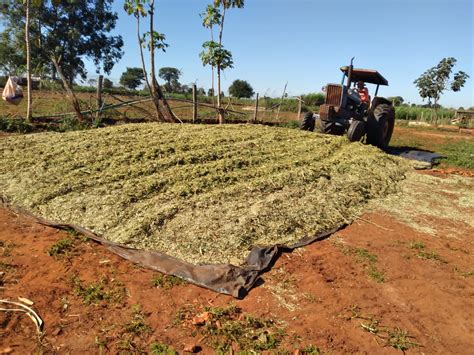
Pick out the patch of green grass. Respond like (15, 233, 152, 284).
(72, 276, 127, 305)
(340, 305, 420, 351)
(176, 305, 285, 352)
(149, 343, 176, 355)
(409, 241, 426, 250)
(46, 238, 75, 258)
(440, 140, 474, 170)
(124, 304, 151, 336)
(301, 344, 325, 354)
(409, 241, 447, 264)
(151, 274, 185, 289)
(339, 245, 386, 283)
(454, 268, 474, 277)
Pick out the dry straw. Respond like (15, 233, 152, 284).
(0, 123, 410, 265)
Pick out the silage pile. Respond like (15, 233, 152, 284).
(0, 123, 410, 265)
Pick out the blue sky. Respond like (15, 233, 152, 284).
(88, 0, 470, 108)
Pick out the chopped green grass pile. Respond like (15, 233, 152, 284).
(0, 123, 410, 265)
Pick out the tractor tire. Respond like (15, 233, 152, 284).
(366, 103, 395, 149)
(300, 112, 315, 131)
(347, 120, 366, 142)
(319, 120, 345, 135)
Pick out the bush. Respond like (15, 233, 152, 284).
(0, 117, 33, 133)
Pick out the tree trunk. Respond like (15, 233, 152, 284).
(216, 6, 226, 124)
(25, 0, 32, 122)
(149, 0, 176, 123)
(136, 15, 161, 121)
(51, 57, 84, 121)
(433, 98, 438, 126)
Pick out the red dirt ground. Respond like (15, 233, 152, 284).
(1, 183, 473, 353)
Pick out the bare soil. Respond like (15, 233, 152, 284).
(1, 170, 473, 353)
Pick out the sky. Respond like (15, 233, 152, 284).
(68, 0, 474, 108)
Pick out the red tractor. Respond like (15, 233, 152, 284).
(301, 59, 395, 149)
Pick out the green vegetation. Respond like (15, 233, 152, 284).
(340, 246, 386, 283)
(177, 305, 285, 352)
(0, 124, 410, 265)
(440, 140, 474, 169)
(151, 274, 185, 289)
(341, 305, 420, 352)
(229, 79, 254, 98)
(123, 304, 151, 335)
(150, 343, 176, 355)
(72, 276, 127, 305)
(409, 241, 447, 263)
(46, 238, 75, 258)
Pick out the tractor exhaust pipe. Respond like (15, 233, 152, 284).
(346, 57, 355, 88)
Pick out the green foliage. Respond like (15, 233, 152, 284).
(178, 305, 284, 352)
(46, 238, 74, 258)
(200, 41, 233, 70)
(229, 79, 254, 98)
(150, 343, 176, 355)
(0, 117, 33, 133)
(414, 57, 469, 107)
(103, 78, 114, 89)
(395, 106, 454, 121)
(124, 304, 151, 335)
(440, 140, 474, 170)
(0, 30, 24, 76)
(141, 31, 169, 52)
(159, 67, 182, 92)
(387, 96, 404, 106)
(120, 67, 145, 90)
(151, 274, 185, 289)
(73, 276, 126, 305)
(0, 0, 124, 82)
(302, 92, 325, 106)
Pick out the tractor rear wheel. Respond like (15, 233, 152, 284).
(366, 103, 395, 149)
(300, 112, 315, 131)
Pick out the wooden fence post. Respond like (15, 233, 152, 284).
(297, 96, 302, 121)
(253, 93, 259, 123)
(192, 84, 197, 123)
(96, 75, 103, 120)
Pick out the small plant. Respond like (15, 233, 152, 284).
(340, 246, 386, 283)
(454, 268, 474, 277)
(386, 327, 420, 352)
(123, 304, 151, 335)
(409, 241, 447, 263)
(46, 238, 75, 258)
(150, 342, 176, 354)
(151, 274, 185, 289)
(301, 344, 324, 354)
(72, 276, 127, 305)
(409, 241, 425, 250)
(176, 305, 285, 352)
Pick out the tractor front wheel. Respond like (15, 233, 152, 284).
(300, 112, 315, 131)
(319, 120, 345, 135)
(366, 103, 395, 149)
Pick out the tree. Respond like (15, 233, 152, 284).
(103, 78, 114, 89)
(200, 0, 244, 124)
(1, 0, 124, 121)
(124, 0, 177, 122)
(120, 67, 145, 90)
(0, 31, 25, 76)
(414, 57, 469, 123)
(387, 96, 404, 106)
(159, 67, 182, 89)
(24, 0, 32, 121)
(229, 79, 254, 98)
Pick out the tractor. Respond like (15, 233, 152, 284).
(301, 59, 395, 149)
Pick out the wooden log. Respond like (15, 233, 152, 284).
(96, 75, 103, 120)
